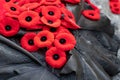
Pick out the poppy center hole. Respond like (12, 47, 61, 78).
(5, 0, 10, 2)
(10, 7, 16, 11)
(89, 13, 94, 16)
(5, 25, 11, 31)
(53, 54, 60, 60)
(28, 39, 34, 45)
(48, 11, 54, 16)
(59, 39, 66, 44)
(39, 12, 42, 17)
(41, 36, 47, 42)
(48, 20, 53, 24)
(50, 28, 56, 32)
(25, 16, 32, 22)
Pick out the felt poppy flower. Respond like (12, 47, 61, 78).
(45, 47, 67, 68)
(20, 33, 39, 52)
(54, 33, 76, 51)
(34, 30, 54, 48)
(41, 16, 61, 28)
(18, 11, 40, 28)
(82, 10, 100, 20)
(64, 0, 80, 4)
(4, 2, 21, 15)
(42, 6, 61, 21)
(109, 2, 120, 14)
(0, 17, 20, 37)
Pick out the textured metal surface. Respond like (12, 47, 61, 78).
(90, 0, 120, 80)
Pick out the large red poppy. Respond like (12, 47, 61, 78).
(34, 30, 54, 48)
(0, 17, 20, 37)
(54, 33, 76, 51)
(18, 11, 40, 28)
(4, 2, 21, 15)
(45, 47, 67, 68)
(82, 10, 100, 20)
(109, 2, 120, 14)
(41, 6, 61, 21)
(41, 16, 61, 28)
(21, 33, 39, 52)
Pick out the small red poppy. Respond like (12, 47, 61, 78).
(64, 0, 80, 4)
(109, 2, 120, 14)
(0, 17, 20, 37)
(4, 2, 21, 15)
(18, 11, 40, 28)
(82, 10, 100, 20)
(54, 33, 76, 51)
(42, 6, 61, 21)
(21, 33, 39, 52)
(41, 16, 61, 28)
(45, 47, 67, 68)
(34, 30, 54, 48)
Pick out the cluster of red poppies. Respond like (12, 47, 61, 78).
(109, 0, 120, 14)
(82, 0, 100, 20)
(0, 0, 81, 68)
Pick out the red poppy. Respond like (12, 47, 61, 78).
(41, 16, 61, 28)
(64, 0, 80, 4)
(54, 33, 76, 51)
(109, 2, 120, 14)
(34, 30, 54, 48)
(21, 33, 39, 52)
(18, 11, 40, 28)
(82, 10, 100, 20)
(4, 2, 21, 15)
(0, 17, 20, 37)
(41, 6, 61, 21)
(45, 47, 67, 68)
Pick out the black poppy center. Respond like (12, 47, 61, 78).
(5, 0, 10, 2)
(25, 16, 32, 22)
(10, 7, 16, 11)
(28, 39, 34, 45)
(53, 54, 60, 60)
(5, 25, 11, 31)
(50, 28, 56, 32)
(39, 12, 42, 17)
(48, 11, 54, 16)
(48, 20, 53, 24)
(59, 38, 66, 44)
(41, 36, 47, 42)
